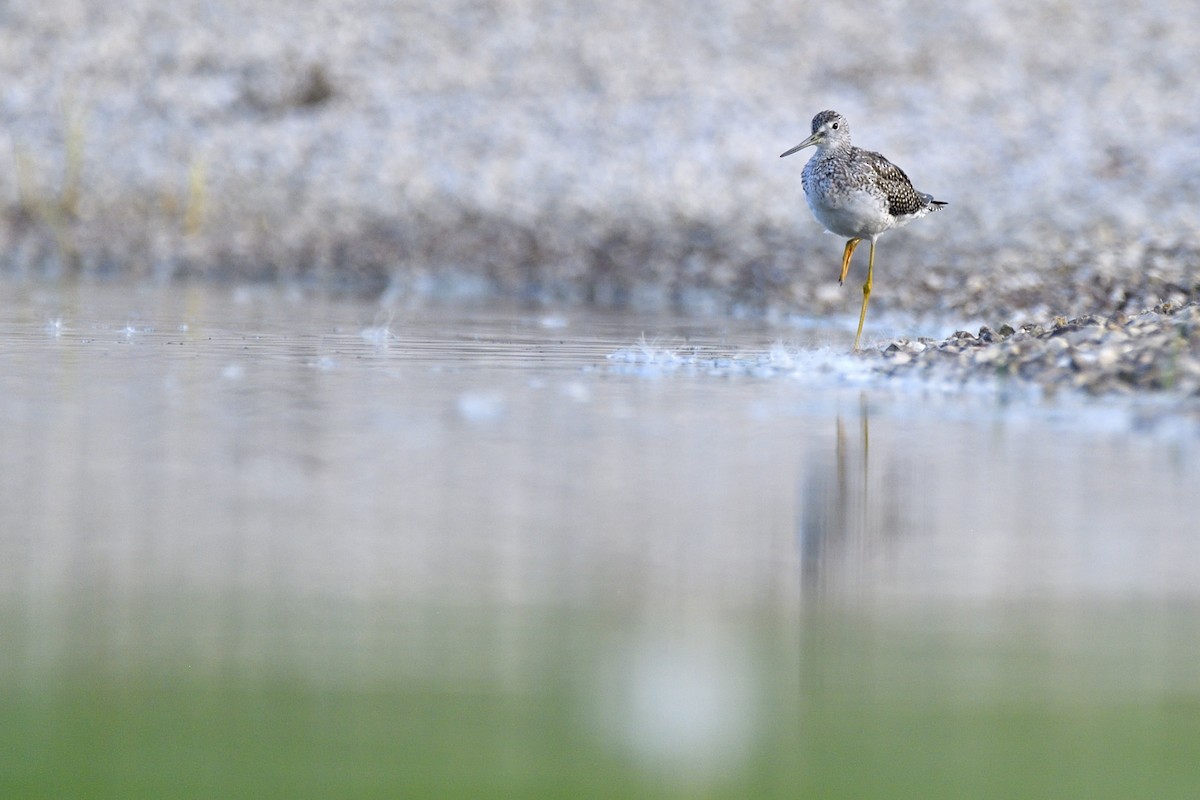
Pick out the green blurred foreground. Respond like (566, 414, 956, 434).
(3, 601, 1198, 799)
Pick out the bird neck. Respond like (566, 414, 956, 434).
(817, 140, 852, 155)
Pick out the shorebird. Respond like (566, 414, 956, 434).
(780, 110, 946, 350)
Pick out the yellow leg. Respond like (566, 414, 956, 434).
(838, 238, 861, 285)
(852, 239, 876, 351)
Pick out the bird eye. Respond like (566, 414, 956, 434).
(831, 122, 839, 129)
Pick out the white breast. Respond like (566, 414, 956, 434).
(805, 189, 893, 239)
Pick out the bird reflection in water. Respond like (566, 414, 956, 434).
(797, 393, 908, 597)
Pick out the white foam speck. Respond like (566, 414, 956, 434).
(457, 391, 506, 423)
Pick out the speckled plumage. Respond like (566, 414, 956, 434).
(787, 110, 944, 239)
(780, 110, 946, 350)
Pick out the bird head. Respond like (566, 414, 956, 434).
(780, 110, 849, 158)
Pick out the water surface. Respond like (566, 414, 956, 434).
(2, 281, 1198, 798)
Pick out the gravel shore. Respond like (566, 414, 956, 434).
(1, 1, 1197, 395)
(878, 302, 1200, 400)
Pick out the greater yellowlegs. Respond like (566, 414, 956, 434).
(780, 110, 946, 350)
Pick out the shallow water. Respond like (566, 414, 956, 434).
(2, 281, 1199, 798)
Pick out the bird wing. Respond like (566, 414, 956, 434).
(862, 151, 926, 217)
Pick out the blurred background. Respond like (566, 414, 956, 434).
(3, 2, 1200, 798)
(1, 0, 1197, 317)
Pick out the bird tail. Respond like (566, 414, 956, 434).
(919, 191, 947, 210)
